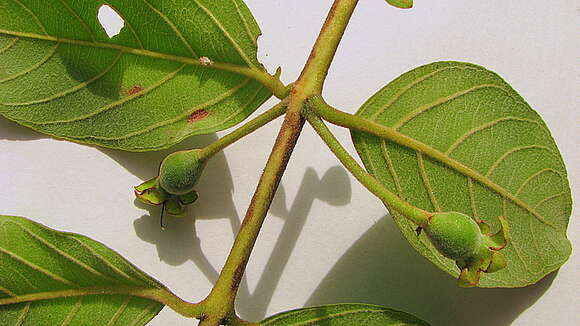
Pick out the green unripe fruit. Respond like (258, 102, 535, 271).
(424, 212, 483, 260)
(158, 149, 206, 195)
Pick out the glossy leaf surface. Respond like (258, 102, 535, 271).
(351, 61, 572, 287)
(0, 0, 271, 151)
(259, 303, 429, 326)
(0, 215, 178, 325)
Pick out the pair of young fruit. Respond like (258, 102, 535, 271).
(135, 149, 509, 285)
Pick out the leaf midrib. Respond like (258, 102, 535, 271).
(0, 29, 255, 75)
(0, 219, 152, 286)
(261, 308, 401, 326)
(355, 118, 560, 231)
(0, 285, 164, 306)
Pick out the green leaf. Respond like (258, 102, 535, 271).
(386, 0, 413, 9)
(0, 215, 195, 325)
(351, 61, 572, 287)
(259, 303, 430, 326)
(0, 0, 272, 151)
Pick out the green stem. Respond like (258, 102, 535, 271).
(309, 95, 444, 159)
(294, 0, 360, 96)
(199, 1, 360, 324)
(199, 103, 303, 323)
(211, 63, 289, 99)
(199, 101, 288, 160)
(304, 108, 430, 227)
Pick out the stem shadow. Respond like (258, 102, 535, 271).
(102, 134, 352, 322)
(306, 215, 556, 325)
(236, 165, 352, 321)
(101, 134, 239, 279)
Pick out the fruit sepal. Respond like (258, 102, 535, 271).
(134, 177, 199, 217)
(423, 212, 510, 287)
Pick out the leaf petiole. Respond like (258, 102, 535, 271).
(304, 107, 430, 226)
(0, 286, 204, 318)
(198, 101, 288, 160)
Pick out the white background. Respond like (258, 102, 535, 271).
(1, 0, 578, 325)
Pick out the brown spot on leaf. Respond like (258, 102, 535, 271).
(187, 109, 209, 123)
(127, 85, 144, 95)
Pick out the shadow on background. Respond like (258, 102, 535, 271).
(102, 132, 353, 320)
(237, 166, 352, 320)
(0, 117, 46, 141)
(306, 215, 556, 326)
(102, 134, 239, 282)
(1, 120, 554, 325)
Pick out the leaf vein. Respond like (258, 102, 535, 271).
(0, 247, 78, 287)
(528, 214, 543, 270)
(503, 200, 535, 276)
(367, 66, 454, 120)
(369, 126, 558, 229)
(393, 84, 507, 130)
(100, 1, 144, 49)
(446, 117, 547, 155)
(15, 302, 31, 326)
(0, 43, 60, 84)
(467, 177, 478, 219)
(231, 0, 257, 47)
(416, 152, 441, 211)
(55, 0, 96, 41)
(139, 0, 197, 57)
(65, 236, 143, 285)
(0, 258, 40, 292)
(106, 296, 132, 326)
(380, 140, 404, 196)
(191, 0, 255, 67)
(17, 223, 119, 284)
(73, 77, 252, 141)
(37, 63, 185, 125)
(129, 301, 158, 326)
(10, 0, 48, 35)
(533, 192, 566, 211)
(60, 298, 82, 326)
(363, 138, 451, 269)
(0, 285, 16, 297)
(0, 37, 18, 54)
(179, 83, 266, 135)
(261, 308, 385, 326)
(514, 168, 563, 196)
(2, 51, 123, 106)
(485, 145, 556, 177)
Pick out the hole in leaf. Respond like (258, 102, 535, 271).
(97, 5, 124, 38)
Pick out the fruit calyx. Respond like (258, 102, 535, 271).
(423, 212, 510, 287)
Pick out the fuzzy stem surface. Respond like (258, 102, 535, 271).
(199, 101, 288, 160)
(304, 108, 430, 226)
(198, 1, 360, 324)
